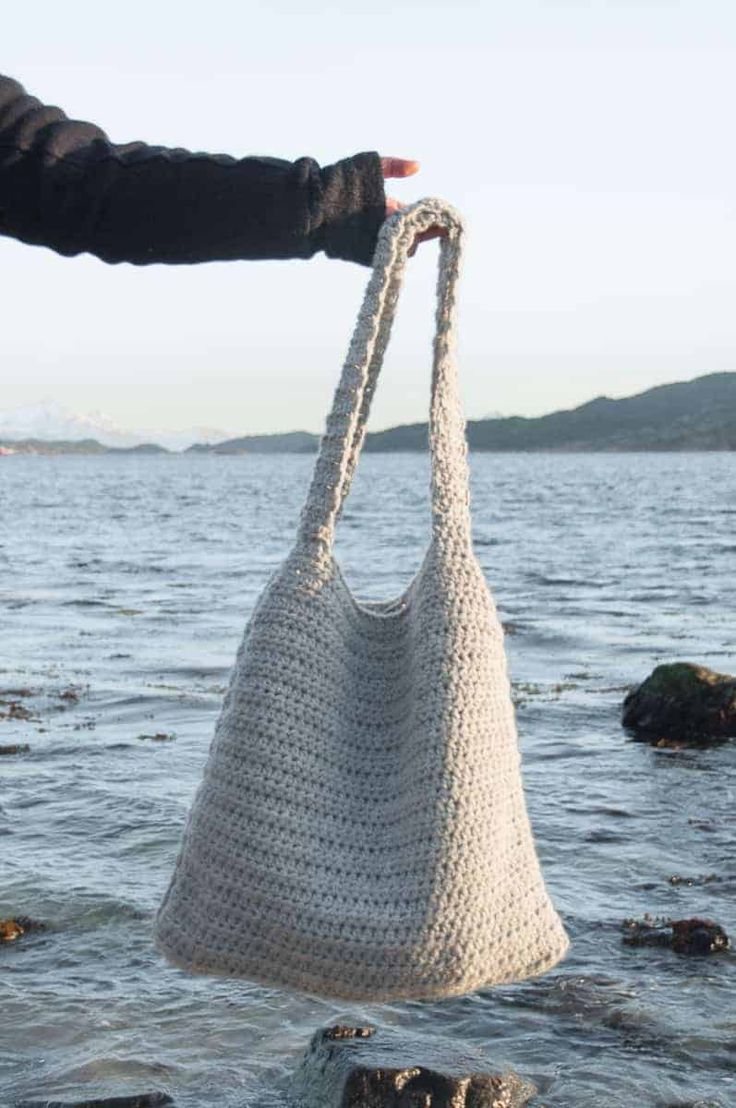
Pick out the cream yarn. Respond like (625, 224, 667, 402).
(154, 199, 569, 1001)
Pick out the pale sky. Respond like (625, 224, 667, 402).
(3, 0, 736, 435)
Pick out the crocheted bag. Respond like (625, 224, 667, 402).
(154, 198, 569, 1001)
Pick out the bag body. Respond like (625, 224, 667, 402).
(154, 199, 569, 1001)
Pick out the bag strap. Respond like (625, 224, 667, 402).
(297, 197, 470, 558)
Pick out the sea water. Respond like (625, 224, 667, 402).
(1, 452, 734, 1107)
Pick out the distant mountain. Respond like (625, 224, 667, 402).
(0, 401, 129, 446)
(189, 372, 736, 454)
(0, 400, 232, 451)
(369, 371, 736, 452)
(3, 373, 734, 455)
(186, 431, 317, 454)
(107, 443, 169, 455)
(0, 438, 167, 455)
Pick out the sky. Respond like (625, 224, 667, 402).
(3, 0, 736, 436)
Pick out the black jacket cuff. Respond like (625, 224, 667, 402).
(315, 151, 386, 267)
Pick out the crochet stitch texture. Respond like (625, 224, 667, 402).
(154, 199, 570, 1000)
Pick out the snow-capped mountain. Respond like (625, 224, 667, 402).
(0, 401, 233, 451)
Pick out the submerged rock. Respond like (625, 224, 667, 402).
(622, 915, 730, 955)
(0, 742, 30, 755)
(668, 873, 720, 888)
(0, 916, 45, 942)
(292, 1024, 536, 1107)
(622, 662, 736, 745)
(0, 698, 36, 721)
(670, 918, 731, 955)
(58, 686, 81, 702)
(17, 1095, 174, 1108)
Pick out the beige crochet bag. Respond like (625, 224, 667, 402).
(154, 198, 569, 1001)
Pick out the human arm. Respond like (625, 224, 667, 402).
(0, 74, 387, 266)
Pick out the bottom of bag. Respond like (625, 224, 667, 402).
(153, 924, 570, 1003)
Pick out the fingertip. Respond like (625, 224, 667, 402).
(381, 157, 421, 178)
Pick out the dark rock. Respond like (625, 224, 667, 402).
(0, 743, 31, 755)
(622, 914, 730, 954)
(292, 1024, 536, 1107)
(1, 916, 46, 942)
(16, 1095, 174, 1107)
(671, 918, 730, 955)
(622, 662, 736, 745)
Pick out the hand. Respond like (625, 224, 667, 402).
(381, 157, 446, 256)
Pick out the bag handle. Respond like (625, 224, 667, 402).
(297, 197, 470, 558)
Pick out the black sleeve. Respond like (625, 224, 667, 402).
(0, 75, 386, 266)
